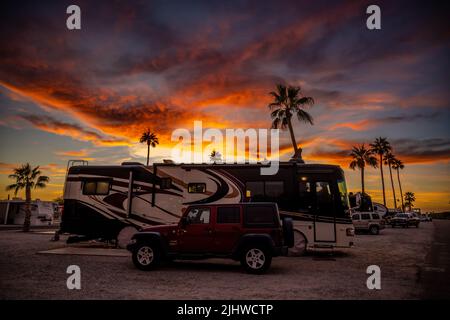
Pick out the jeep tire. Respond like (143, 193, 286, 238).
(241, 246, 272, 274)
(282, 218, 295, 248)
(132, 242, 160, 271)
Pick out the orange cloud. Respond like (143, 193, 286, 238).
(55, 150, 90, 157)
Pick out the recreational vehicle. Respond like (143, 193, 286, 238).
(61, 161, 355, 253)
(0, 199, 57, 226)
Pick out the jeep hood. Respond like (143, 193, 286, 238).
(141, 224, 178, 234)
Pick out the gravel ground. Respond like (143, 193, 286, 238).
(0, 221, 436, 299)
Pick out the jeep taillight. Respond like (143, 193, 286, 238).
(346, 228, 355, 236)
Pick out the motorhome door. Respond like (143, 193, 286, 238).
(313, 181, 336, 242)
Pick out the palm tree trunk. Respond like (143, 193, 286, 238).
(397, 169, 404, 212)
(23, 186, 31, 232)
(286, 116, 299, 157)
(361, 167, 365, 194)
(379, 155, 386, 206)
(388, 163, 396, 209)
(146, 142, 150, 166)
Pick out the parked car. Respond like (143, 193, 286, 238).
(127, 203, 294, 274)
(408, 213, 421, 227)
(420, 213, 432, 222)
(390, 213, 420, 228)
(351, 212, 385, 235)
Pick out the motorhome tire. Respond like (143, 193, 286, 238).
(117, 226, 138, 249)
(241, 246, 272, 274)
(132, 242, 160, 271)
(288, 230, 307, 256)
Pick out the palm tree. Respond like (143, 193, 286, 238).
(349, 144, 378, 193)
(269, 84, 314, 162)
(6, 163, 49, 232)
(384, 152, 398, 209)
(392, 158, 405, 211)
(370, 137, 392, 206)
(209, 149, 222, 163)
(404, 191, 416, 210)
(139, 129, 159, 166)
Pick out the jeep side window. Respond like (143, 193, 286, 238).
(244, 205, 277, 227)
(361, 213, 371, 220)
(372, 213, 380, 220)
(186, 208, 210, 224)
(217, 207, 240, 224)
(352, 214, 360, 220)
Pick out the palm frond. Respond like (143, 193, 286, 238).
(296, 109, 314, 124)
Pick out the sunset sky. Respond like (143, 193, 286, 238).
(0, 0, 449, 211)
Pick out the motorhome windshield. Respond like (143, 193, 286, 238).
(337, 179, 350, 210)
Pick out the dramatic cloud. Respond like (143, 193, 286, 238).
(0, 0, 448, 209)
(18, 114, 130, 146)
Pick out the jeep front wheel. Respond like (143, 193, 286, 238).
(241, 247, 272, 274)
(132, 242, 160, 271)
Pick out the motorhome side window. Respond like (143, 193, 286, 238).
(246, 181, 264, 200)
(245, 181, 284, 200)
(188, 183, 206, 193)
(82, 180, 110, 195)
(298, 180, 313, 213)
(315, 181, 334, 217)
(160, 178, 172, 189)
(265, 181, 284, 198)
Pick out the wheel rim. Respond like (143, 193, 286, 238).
(137, 246, 154, 265)
(245, 248, 265, 269)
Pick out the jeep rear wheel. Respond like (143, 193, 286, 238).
(241, 247, 271, 274)
(132, 242, 160, 271)
(288, 230, 307, 256)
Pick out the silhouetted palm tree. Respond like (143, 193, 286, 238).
(384, 152, 398, 209)
(370, 137, 392, 206)
(209, 149, 222, 163)
(392, 158, 405, 211)
(140, 129, 159, 166)
(349, 144, 378, 193)
(404, 191, 416, 209)
(269, 84, 314, 162)
(6, 163, 49, 232)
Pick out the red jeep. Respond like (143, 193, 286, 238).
(127, 203, 294, 274)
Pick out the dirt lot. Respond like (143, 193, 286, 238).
(0, 221, 445, 300)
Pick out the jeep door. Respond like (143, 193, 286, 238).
(178, 207, 214, 253)
(212, 206, 242, 254)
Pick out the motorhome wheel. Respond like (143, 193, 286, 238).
(117, 226, 138, 248)
(288, 230, 307, 256)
